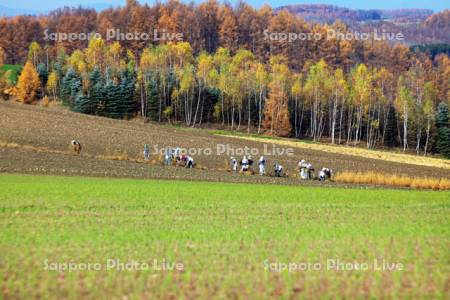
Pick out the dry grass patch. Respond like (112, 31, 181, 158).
(335, 171, 450, 190)
(0, 140, 19, 148)
(96, 151, 130, 162)
(219, 134, 450, 170)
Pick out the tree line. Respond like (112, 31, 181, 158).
(0, 0, 445, 75)
(7, 37, 450, 158)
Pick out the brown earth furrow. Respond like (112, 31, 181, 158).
(1, 101, 449, 183)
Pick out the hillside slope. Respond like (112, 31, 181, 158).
(0, 101, 449, 184)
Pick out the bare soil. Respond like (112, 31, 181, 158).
(1, 101, 449, 185)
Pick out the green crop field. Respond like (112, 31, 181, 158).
(0, 174, 449, 299)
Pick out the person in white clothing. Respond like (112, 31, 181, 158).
(306, 163, 314, 179)
(258, 156, 266, 176)
(230, 157, 238, 172)
(143, 144, 150, 160)
(186, 156, 194, 168)
(164, 148, 173, 166)
(274, 163, 283, 177)
(298, 159, 308, 179)
(241, 156, 249, 172)
(319, 168, 332, 181)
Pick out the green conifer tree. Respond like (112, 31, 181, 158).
(73, 93, 91, 114)
(435, 102, 450, 158)
(61, 68, 79, 106)
(88, 67, 103, 114)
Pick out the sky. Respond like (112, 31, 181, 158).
(0, 0, 448, 12)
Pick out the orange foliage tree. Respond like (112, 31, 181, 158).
(16, 60, 41, 104)
(263, 56, 292, 137)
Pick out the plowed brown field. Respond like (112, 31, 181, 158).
(1, 101, 449, 185)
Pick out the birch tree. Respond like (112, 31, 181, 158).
(422, 82, 437, 155)
(394, 76, 413, 152)
(331, 68, 347, 144)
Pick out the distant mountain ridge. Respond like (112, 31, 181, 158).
(275, 4, 449, 45)
(275, 4, 434, 24)
(0, 3, 112, 16)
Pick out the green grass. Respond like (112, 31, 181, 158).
(211, 129, 287, 140)
(0, 64, 22, 84)
(0, 174, 449, 299)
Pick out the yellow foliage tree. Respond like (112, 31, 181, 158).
(46, 71, 58, 100)
(27, 41, 41, 67)
(16, 60, 40, 104)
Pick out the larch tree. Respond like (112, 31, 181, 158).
(218, 4, 238, 53)
(0, 46, 4, 67)
(158, 6, 179, 41)
(0, 47, 6, 99)
(197, 0, 220, 53)
(16, 60, 41, 104)
(263, 55, 292, 137)
(433, 54, 450, 103)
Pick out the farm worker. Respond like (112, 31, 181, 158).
(164, 148, 173, 166)
(230, 157, 238, 172)
(307, 163, 314, 179)
(258, 156, 266, 176)
(274, 163, 283, 177)
(174, 147, 180, 159)
(186, 156, 194, 168)
(241, 156, 249, 172)
(298, 160, 308, 179)
(71, 140, 82, 154)
(319, 168, 332, 181)
(177, 154, 187, 166)
(143, 144, 150, 160)
(248, 156, 254, 167)
(248, 155, 255, 173)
